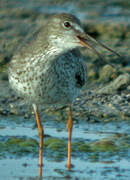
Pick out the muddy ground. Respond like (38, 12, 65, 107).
(0, 0, 130, 179)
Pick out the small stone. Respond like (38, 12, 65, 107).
(98, 73, 130, 94)
(99, 64, 117, 82)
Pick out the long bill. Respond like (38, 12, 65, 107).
(77, 33, 121, 66)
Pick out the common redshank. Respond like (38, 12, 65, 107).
(8, 13, 120, 175)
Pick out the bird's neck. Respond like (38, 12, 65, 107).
(37, 31, 75, 59)
(45, 45, 68, 57)
(40, 43, 71, 63)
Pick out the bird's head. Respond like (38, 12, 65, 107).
(43, 13, 120, 60)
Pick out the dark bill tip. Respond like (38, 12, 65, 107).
(77, 34, 121, 68)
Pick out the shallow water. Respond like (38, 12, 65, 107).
(0, 115, 130, 179)
(0, 0, 130, 179)
(0, 157, 130, 180)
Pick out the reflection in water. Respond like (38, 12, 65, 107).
(0, 158, 130, 179)
(39, 165, 42, 179)
(0, 119, 130, 179)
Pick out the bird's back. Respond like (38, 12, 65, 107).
(8, 13, 88, 105)
(8, 47, 86, 105)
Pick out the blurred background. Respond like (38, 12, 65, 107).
(0, 1, 130, 180)
(0, 0, 129, 79)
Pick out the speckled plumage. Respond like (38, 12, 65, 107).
(8, 13, 121, 172)
(8, 13, 86, 106)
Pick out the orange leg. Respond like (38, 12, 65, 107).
(33, 104, 44, 177)
(66, 104, 73, 170)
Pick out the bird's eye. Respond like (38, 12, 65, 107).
(63, 21, 71, 28)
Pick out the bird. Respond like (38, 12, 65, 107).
(8, 13, 120, 176)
